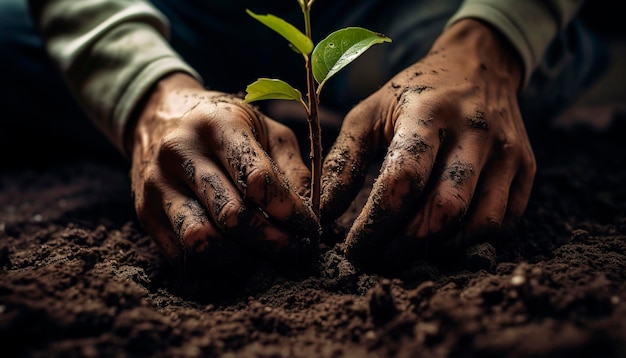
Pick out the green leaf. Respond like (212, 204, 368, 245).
(244, 78, 303, 103)
(246, 9, 314, 55)
(312, 27, 391, 88)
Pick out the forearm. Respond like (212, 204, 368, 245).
(28, 0, 202, 155)
(446, 0, 585, 88)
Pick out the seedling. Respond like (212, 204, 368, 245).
(244, 0, 391, 218)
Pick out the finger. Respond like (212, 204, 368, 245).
(156, 134, 316, 266)
(202, 108, 320, 243)
(137, 190, 184, 265)
(320, 102, 381, 224)
(410, 139, 484, 237)
(160, 186, 260, 276)
(461, 147, 517, 244)
(343, 115, 441, 265)
(133, 160, 186, 264)
(506, 144, 536, 218)
(381, 125, 488, 265)
(191, 157, 312, 264)
(137, 167, 257, 276)
(265, 117, 312, 198)
(463, 124, 536, 245)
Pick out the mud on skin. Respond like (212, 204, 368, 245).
(169, 163, 260, 277)
(443, 160, 475, 189)
(321, 133, 371, 225)
(466, 110, 490, 131)
(394, 84, 433, 107)
(172, 199, 207, 244)
(225, 129, 319, 265)
(174, 124, 318, 271)
(397, 159, 472, 248)
(238, 138, 321, 265)
(345, 133, 432, 266)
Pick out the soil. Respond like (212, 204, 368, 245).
(1, 111, 626, 358)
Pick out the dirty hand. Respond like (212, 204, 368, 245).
(321, 19, 536, 269)
(127, 73, 319, 275)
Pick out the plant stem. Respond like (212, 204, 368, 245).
(301, 4, 321, 217)
(306, 61, 321, 217)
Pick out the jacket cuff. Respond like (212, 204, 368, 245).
(67, 22, 202, 155)
(445, 1, 559, 88)
(111, 57, 201, 156)
(40, 1, 203, 156)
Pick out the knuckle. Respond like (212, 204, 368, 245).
(435, 191, 470, 222)
(494, 131, 536, 176)
(215, 201, 244, 230)
(157, 130, 190, 160)
(382, 150, 432, 191)
(495, 132, 521, 154)
(396, 162, 428, 189)
(244, 167, 272, 194)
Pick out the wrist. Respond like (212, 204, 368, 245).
(435, 19, 523, 91)
(124, 72, 204, 154)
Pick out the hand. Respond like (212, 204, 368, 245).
(128, 73, 319, 276)
(321, 19, 536, 269)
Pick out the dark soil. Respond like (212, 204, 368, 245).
(1, 112, 626, 358)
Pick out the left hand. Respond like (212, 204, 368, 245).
(127, 73, 319, 276)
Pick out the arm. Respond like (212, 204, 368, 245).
(28, 0, 201, 154)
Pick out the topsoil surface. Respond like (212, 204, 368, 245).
(1, 111, 626, 358)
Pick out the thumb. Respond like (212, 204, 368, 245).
(265, 117, 312, 198)
(320, 105, 379, 225)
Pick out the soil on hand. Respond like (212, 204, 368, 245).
(1, 115, 626, 357)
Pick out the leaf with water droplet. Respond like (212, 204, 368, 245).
(312, 27, 391, 90)
(244, 78, 303, 103)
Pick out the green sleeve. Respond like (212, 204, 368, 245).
(30, 0, 203, 155)
(445, 0, 585, 88)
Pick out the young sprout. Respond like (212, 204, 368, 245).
(244, 1, 391, 218)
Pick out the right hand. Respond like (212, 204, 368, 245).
(320, 19, 536, 270)
(127, 73, 319, 276)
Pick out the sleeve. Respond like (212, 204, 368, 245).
(445, 0, 585, 88)
(28, 0, 203, 155)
